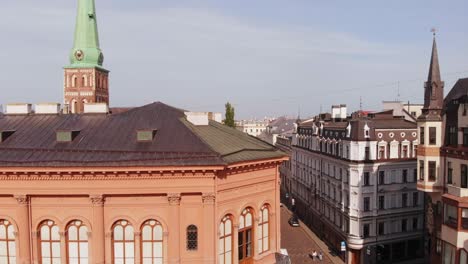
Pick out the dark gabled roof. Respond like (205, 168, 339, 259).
(444, 78, 468, 107)
(0, 102, 285, 167)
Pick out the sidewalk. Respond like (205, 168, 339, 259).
(281, 206, 344, 264)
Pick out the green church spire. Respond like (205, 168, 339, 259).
(68, 0, 104, 67)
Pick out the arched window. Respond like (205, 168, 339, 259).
(238, 208, 254, 262)
(258, 205, 269, 254)
(39, 220, 61, 263)
(112, 220, 134, 264)
(0, 219, 16, 264)
(141, 219, 163, 264)
(82, 75, 88, 87)
(66, 220, 88, 264)
(72, 75, 77, 88)
(186, 225, 198, 251)
(219, 216, 233, 264)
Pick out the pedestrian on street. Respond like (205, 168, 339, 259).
(312, 250, 317, 261)
(318, 251, 323, 261)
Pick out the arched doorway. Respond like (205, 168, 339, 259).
(238, 208, 254, 264)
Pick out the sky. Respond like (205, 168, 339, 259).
(1, 0, 468, 119)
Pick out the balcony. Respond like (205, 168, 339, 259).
(447, 184, 468, 197)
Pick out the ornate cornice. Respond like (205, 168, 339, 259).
(167, 193, 181, 205)
(14, 195, 29, 205)
(202, 193, 216, 204)
(89, 195, 105, 206)
(0, 170, 218, 181)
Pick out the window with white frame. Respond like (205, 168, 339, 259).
(66, 220, 88, 264)
(142, 220, 163, 264)
(0, 219, 16, 264)
(39, 220, 61, 264)
(258, 206, 269, 254)
(112, 220, 135, 264)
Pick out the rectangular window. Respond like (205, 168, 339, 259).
(447, 126, 458, 146)
(462, 209, 468, 230)
(379, 171, 385, 185)
(419, 161, 425, 181)
(378, 222, 385, 235)
(429, 127, 436, 145)
(379, 196, 385, 210)
(401, 219, 407, 232)
(447, 162, 453, 184)
(444, 204, 458, 227)
(363, 224, 370, 238)
(364, 197, 370, 212)
(413, 169, 417, 182)
(464, 128, 468, 146)
(364, 172, 370, 186)
(402, 145, 409, 158)
(420, 127, 425, 145)
(365, 147, 370, 160)
(402, 193, 408, 208)
(462, 165, 468, 188)
(412, 218, 418, 230)
(378, 146, 385, 159)
(403, 169, 408, 183)
(442, 242, 456, 264)
(428, 161, 436, 181)
(413, 192, 418, 207)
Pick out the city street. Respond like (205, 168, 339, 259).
(281, 206, 344, 264)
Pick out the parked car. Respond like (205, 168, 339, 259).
(288, 215, 299, 227)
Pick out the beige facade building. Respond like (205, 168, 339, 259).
(417, 35, 468, 264)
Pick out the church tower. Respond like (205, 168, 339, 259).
(416, 32, 445, 263)
(64, 0, 109, 114)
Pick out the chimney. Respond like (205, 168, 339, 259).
(5, 103, 32, 115)
(35, 103, 61, 114)
(331, 105, 340, 119)
(208, 112, 222, 123)
(340, 104, 347, 119)
(83, 103, 109, 114)
(185, 112, 209, 126)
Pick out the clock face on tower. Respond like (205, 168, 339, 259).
(74, 50, 84, 61)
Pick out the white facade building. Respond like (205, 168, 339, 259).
(286, 105, 425, 264)
(236, 119, 269, 137)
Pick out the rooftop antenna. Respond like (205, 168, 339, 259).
(397, 81, 400, 102)
(360, 96, 363, 111)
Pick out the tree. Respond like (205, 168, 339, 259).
(224, 102, 236, 128)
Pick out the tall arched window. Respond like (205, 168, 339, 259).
(186, 225, 198, 251)
(72, 75, 77, 88)
(141, 219, 163, 264)
(238, 208, 254, 263)
(39, 220, 61, 263)
(258, 205, 269, 254)
(112, 220, 134, 264)
(219, 216, 233, 264)
(82, 75, 88, 87)
(66, 220, 88, 264)
(0, 219, 16, 264)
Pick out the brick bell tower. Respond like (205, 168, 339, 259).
(64, 0, 109, 114)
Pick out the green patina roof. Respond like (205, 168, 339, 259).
(68, 0, 105, 68)
(183, 120, 286, 164)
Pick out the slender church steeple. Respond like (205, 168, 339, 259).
(64, 0, 109, 114)
(421, 30, 444, 120)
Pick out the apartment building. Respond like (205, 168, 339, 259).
(417, 35, 468, 263)
(289, 105, 425, 264)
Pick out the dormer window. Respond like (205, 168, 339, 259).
(0, 130, 15, 142)
(137, 129, 157, 142)
(56, 130, 80, 142)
